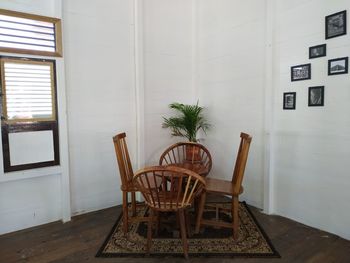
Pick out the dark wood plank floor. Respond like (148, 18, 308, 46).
(0, 205, 349, 263)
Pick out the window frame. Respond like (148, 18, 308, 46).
(0, 8, 62, 57)
(0, 58, 57, 123)
(1, 121, 60, 172)
(0, 56, 60, 173)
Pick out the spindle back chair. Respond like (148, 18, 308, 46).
(159, 142, 212, 177)
(194, 132, 252, 239)
(113, 132, 145, 234)
(134, 166, 205, 259)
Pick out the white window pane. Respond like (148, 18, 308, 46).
(5, 63, 50, 70)
(9, 131, 55, 166)
(0, 15, 54, 28)
(0, 35, 55, 47)
(0, 41, 55, 52)
(0, 21, 54, 34)
(3, 61, 55, 121)
(0, 28, 55, 40)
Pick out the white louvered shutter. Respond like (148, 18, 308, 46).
(1, 59, 55, 122)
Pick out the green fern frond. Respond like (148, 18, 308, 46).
(162, 101, 210, 142)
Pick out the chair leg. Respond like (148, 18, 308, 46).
(195, 191, 206, 234)
(194, 197, 199, 216)
(185, 209, 191, 237)
(176, 212, 180, 228)
(147, 209, 154, 255)
(155, 211, 160, 236)
(178, 209, 189, 259)
(131, 192, 137, 216)
(232, 196, 239, 240)
(122, 191, 128, 235)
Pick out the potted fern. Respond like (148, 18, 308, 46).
(162, 102, 210, 161)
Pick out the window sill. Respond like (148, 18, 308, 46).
(0, 165, 61, 183)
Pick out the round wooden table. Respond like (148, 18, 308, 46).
(168, 162, 210, 177)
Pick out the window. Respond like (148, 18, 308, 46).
(0, 9, 61, 173)
(0, 57, 59, 172)
(0, 9, 62, 57)
(1, 58, 56, 122)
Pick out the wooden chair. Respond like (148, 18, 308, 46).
(113, 132, 144, 235)
(133, 166, 206, 259)
(194, 133, 252, 239)
(159, 142, 212, 177)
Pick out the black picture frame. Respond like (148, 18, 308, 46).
(283, 92, 296, 110)
(328, 57, 348, 75)
(291, 63, 311, 81)
(309, 44, 327, 59)
(326, 10, 347, 39)
(308, 86, 324, 107)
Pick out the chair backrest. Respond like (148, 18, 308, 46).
(232, 133, 252, 195)
(113, 132, 134, 188)
(133, 166, 206, 211)
(159, 142, 212, 176)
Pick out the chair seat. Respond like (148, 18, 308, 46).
(120, 182, 139, 192)
(121, 173, 165, 192)
(145, 191, 191, 210)
(205, 177, 244, 196)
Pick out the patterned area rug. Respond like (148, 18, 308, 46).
(96, 202, 280, 258)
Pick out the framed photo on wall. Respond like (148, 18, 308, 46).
(308, 86, 324, 107)
(309, 44, 327, 59)
(291, 63, 311, 81)
(328, 57, 348, 75)
(326, 10, 347, 39)
(283, 92, 296, 110)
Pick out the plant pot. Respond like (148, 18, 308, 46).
(185, 145, 202, 163)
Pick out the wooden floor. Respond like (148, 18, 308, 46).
(1, 205, 349, 263)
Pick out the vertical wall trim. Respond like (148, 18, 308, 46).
(263, 0, 275, 214)
(191, 0, 198, 101)
(59, 0, 71, 222)
(134, 0, 145, 169)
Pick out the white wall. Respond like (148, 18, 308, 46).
(196, 0, 267, 208)
(0, 175, 62, 233)
(143, 0, 195, 165)
(196, 0, 350, 240)
(0, 0, 140, 234)
(63, 0, 137, 215)
(272, 0, 350, 240)
(0, 0, 71, 235)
